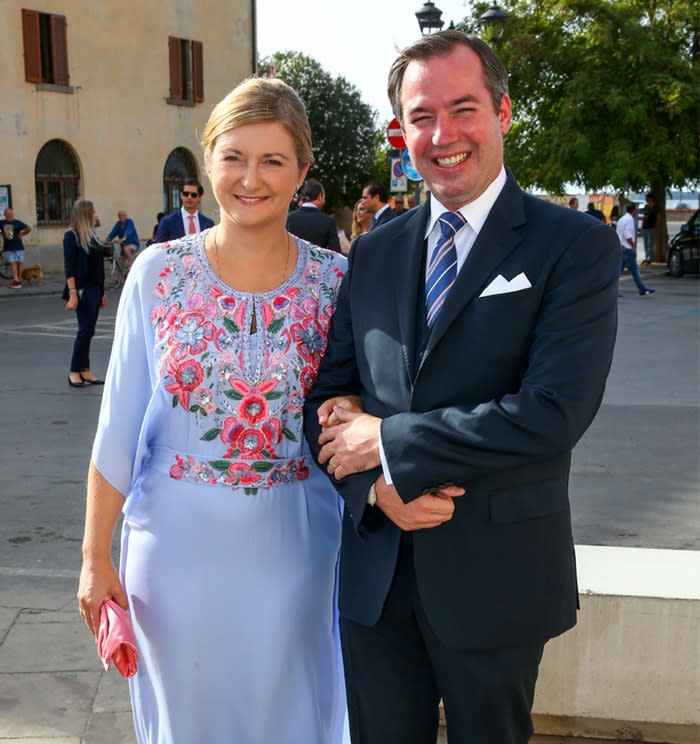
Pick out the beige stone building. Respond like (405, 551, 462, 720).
(0, 0, 255, 269)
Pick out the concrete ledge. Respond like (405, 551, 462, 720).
(532, 546, 700, 743)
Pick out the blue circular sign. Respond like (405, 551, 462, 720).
(401, 149, 422, 181)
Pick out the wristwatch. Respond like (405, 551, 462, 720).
(367, 482, 377, 507)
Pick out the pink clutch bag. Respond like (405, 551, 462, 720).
(97, 598, 138, 678)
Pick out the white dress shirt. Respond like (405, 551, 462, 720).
(180, 207, 202, 234)
(424, 167, 507, 280)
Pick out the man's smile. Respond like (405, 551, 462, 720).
(435, 152, 471, 167)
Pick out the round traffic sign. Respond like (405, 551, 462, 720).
(387, 118, 406, 149)
(401, 149, 422, 181)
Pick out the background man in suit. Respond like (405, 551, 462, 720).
(154, 178, 214, 242)
(361, 180, 397, 230)
(304, 30, 619, 744)
(286, 178, 341, 251)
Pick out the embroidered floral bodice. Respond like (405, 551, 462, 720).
(146, 231, 345, 492)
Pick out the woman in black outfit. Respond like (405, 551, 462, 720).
(63, 199, 106, 388)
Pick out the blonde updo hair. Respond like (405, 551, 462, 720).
(201, 77, 313, 169)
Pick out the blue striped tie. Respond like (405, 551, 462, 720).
(426, 211, 467, 328)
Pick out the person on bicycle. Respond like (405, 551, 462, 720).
(107, 210, 140, 269)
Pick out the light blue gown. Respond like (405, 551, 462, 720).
(92, 231, 348, 743)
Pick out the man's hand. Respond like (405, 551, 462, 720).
(318, 407, 381, 479)
(373, 475, 465, 530)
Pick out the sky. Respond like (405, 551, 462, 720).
(256, 0, 472, 124)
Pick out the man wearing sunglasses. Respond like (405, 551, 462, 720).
(155, 178, 215, 242)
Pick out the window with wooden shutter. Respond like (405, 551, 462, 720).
(192, 41, 203, 102)
(22, 9, 71, 89)
(22, 9, 42, 83)
(169, 37, 183, 100)
(167, 36, 203, 106)
(50, 14, 69, 86)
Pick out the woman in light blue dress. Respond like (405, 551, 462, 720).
(77, 77, 349, 743)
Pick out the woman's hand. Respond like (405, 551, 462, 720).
(65, 295, 78, 311)
(77, 557, 128, 637)
(317, 394, 363, 428)
(100, 293, 107, 309)
(78, 461, 128, 636)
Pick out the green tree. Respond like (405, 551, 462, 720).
(260, 51, 380, 208)
(463, 0, 699, 258)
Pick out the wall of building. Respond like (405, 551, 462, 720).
(0, 0, 254, 248)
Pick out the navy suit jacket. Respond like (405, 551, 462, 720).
(304, 170, 620, 649)
(286, 206, 341, 252)
(370, 206, 397, 230)
(155, 211, 215, 242)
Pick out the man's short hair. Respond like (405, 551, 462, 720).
(301, 179, 324, 202)
(626, 203, 637, 214)
(388, 29, 509, 125)
(569, 197, 578, 207)
(364, 180, 389, 204)
(182, 178, 204, 197)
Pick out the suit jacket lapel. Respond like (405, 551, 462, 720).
(422, 172, 527, 360)
(394, 202, 431, 382)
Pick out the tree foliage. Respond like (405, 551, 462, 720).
(462, 0, 699, 197)
(260, 51, 379, 208)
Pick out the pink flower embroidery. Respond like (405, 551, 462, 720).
(230, 427, 267, 459)
(227, 462, 262, 486)
(169, 455, 185, 479)
(164, 359, 204, 409)
(299, 365, 317, 396)
(261, 418, 281, 446)
(291, 318, 325, 367)
(238, 393, 269, 426)
(168, 312, 216, 360)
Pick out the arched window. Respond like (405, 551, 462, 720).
(35, 139, 80, 225)
(163, 148, 198, 213)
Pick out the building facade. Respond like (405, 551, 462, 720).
(1, 0, 255, 267)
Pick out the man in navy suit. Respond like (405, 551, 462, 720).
(286, 179, 341, 251)
(304, 31, 619, 744)
(155, 178, 215, 242)
(361, 180, 397, 230)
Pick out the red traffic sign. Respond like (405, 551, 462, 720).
(387, 118, 406, 149)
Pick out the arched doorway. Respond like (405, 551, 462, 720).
(163, 147, 198, 213)
(35, 139, 80, 225)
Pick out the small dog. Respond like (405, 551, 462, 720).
(21, 264, 43, 285)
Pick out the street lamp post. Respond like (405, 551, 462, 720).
(413, 1, 451, 205)
(479, 3, 509, 44)
(415, 1, 444, 36)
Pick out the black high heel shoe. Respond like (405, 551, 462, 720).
(68, 375, 88, 388)
(80, 375, 104, 385)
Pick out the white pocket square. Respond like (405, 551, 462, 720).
(479, 272, 532, 297)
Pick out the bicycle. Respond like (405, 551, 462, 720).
(104, 238, 138, 291)
(0, 250, 12, 280)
